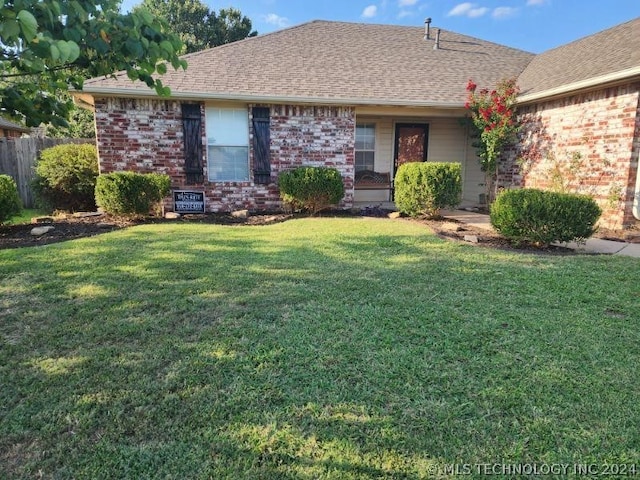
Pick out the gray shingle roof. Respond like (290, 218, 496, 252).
(83, 20, 534, 106)
(0, 117, 29, 132)
(517, 17, 640, 98)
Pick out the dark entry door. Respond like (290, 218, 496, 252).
(394, 123, 429, 170)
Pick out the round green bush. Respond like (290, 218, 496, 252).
(0, 174, 22, 224)
(33, 143, 99, 211)
(490, 188, 602, 246)
(278, 166, 344, 214)
(394, 162, 462, 217)
(95, 172, 171, 216)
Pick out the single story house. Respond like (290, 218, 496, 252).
(77, 17, 640, 229)
(0, 117, 30, 138)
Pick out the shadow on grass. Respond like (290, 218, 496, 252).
(1, 218, 639, 477)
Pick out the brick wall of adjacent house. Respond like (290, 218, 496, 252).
(500, 82, 640, 230)
(94, 98, 355, 212)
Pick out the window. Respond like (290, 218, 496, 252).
(355, 123, 375, 172)
(206, 107, 249, 182)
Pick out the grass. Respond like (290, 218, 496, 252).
(4, 208, 50, 225)
(1, 217, 639, 478)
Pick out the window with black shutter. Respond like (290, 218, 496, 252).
(181, 103, 204, 184)
(252, 107, 271, 184)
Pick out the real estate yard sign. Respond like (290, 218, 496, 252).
(173, 190, 205, 213)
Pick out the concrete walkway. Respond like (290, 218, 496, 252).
(440, 209, 640, 258)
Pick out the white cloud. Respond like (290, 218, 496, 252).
(398, 0, 418, 6)
(263, 13, 289, 28)
(492, 6, 517, 18)
(448, 2, 473, 16)
(468, 7, 489, 17)
(397, 9, 413, 18)
(447, 2, 489, 18)
(526, 0, 548, 5)
(361, 5, 378, 18)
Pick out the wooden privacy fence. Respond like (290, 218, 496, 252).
(0, 137, 93, 208)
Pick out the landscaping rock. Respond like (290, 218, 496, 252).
(72, 211, 103, 218)
(231, 209, 249, 219)
(31, 226, 55, 236)
(31, 216, 55, 224)
(165, 212, 181, 219)
(463, 234, 479, 243)
(387, 211, 402, 219)
(440, 222, 464, 232)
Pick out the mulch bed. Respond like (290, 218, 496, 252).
(416, 217, 580, 255)
(0, 212, 293, 250)
(1, 209, 635, 253)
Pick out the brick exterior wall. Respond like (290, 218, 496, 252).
(501, 82, 640, 230)
(94, 97, 186, 179)
(268, 105, 355, 207)
(94, 98, 355, 212)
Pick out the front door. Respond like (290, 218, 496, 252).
(394, 123, 429, 170)
(392, 123, 428, 199)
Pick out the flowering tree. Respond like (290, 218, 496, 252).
(465, 78, 519, 202)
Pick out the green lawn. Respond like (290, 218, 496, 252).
(4, 208, 50, 225)
(1, 218, 639, 478)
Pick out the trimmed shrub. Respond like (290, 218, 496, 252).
(0, 174, 22, 224)
(490, 188, 602, 246)
(33, 143, 99, 211)
(278, 166, 344, 214)
(394, 162, 462, 217)
(95, 172, 171, 216)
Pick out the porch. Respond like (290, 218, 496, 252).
(352, 110, 486, 208)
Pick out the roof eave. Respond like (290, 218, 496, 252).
(77, 87, 465, 109)
(517, 66, 640, 104)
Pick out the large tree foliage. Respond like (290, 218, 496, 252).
(0, 0, 187, 127)
(137, 0, 257, 54)
(41, 96, 96, 138)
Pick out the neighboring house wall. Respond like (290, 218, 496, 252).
(1, 129, 24, 138)
(502, 82, 640, 230)
(94, 98, 355, 212)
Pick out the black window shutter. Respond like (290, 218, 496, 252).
(252, 107, 271, 184)
(181, 103, 203, 184)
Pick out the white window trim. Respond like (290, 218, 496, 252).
(355, 122, 376, 172)
(205, 106, 250, 183)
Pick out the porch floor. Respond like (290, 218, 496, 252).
(352, 201, 481, 211)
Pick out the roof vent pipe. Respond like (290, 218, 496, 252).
(424, 18, 432, 40)
(433, 28, 441, 50)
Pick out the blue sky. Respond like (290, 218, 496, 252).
(121, 0, 640, 53)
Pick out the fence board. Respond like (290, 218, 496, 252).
(0, 138, 93, 208)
